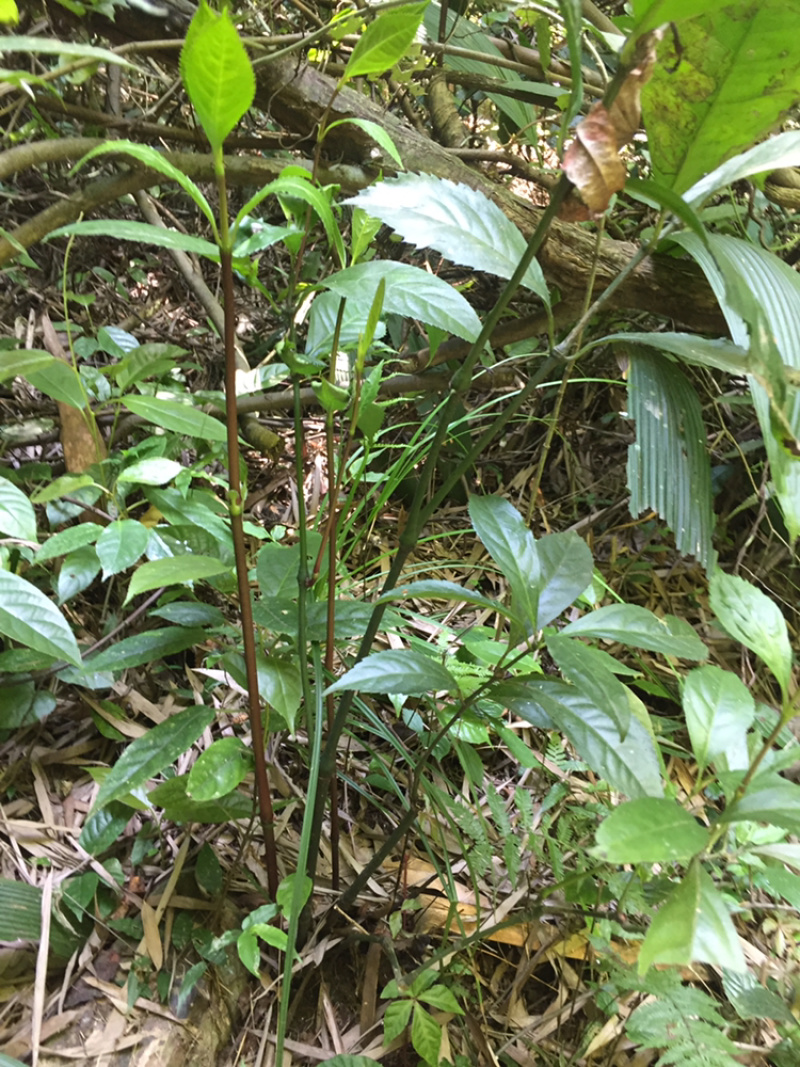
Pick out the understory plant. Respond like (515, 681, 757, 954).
(1, 1, 800, 1065)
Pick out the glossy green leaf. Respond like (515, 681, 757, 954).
(469, 494, 539, 627)
(346, 174, 549, 305)
(34, 523, 103, 563)
(90, 705, 214, 815)
(180, 0, 255, 153)
(257, 654, 302, 734)
(150, 601, 226, 628)
(187, 737, 252, 802)
(125, 555, 229, 604)
(148, 774, 253, 823)
(327, 118, 403, 167)
(722, 969, 795, 1024)
(144, 488, 232, 549)
(560, 604, 708, 660)
(0, 570, 81, 665)
(0, 34, 137, 67)
(0, 348, 56, 383)
(710, 570, 793, 698)
(344, 1, 428, 80)
(534, 532, 593, 627)
(683, 664, 754, 773)
(546, 634, 632, 737)
(323, 261, 481, 342)
(26, 358, 87, 409)
(57, 545, 101, 604)
(720, 773, 800, 834)
(325, 650, 459, 697)
(95, 519, 149, 580)
(48, 219, 218, 259)
(30, 473, 95, 505)
(600, 331, 751, 376)
(79, 801, 132, 856)
(377, 579, 505, 616)
(639, 861, 746, 973)
(624, 177, 708, 242)
(235, 174, 345, 268)
(117, 458, 183, 486)
(256, 542, 301, 600)
(121, 396, 228, 443)
(111, 343, 187, 390)
(0, 475, 36, 541)
(593, 798, 708, 864)
(684, 128, 800, 207)
(82, 627, 205, 673)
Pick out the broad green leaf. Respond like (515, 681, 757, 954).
(30, 473, 95, 505)
(684, 128, 800, 207)
(722, 969, 795, 1024)
(79, 802, 131, 855)
(57, 545, 101, 604)
(307, 600, 395, 643)
(0, 475, 36, 541)
(560, 603, 707, 660)
(180, 0, 255, 153)
(26, 358, 87, 409)
(674, 232, 800, 538)
(683, 665, 754, 773)
(593, 798, 709, 864)
(626, 348, 716, 570)
(512, 680, 663, 798)
(144, 488, 232, 549)
(641, 3, 800, 193)
(709, 570, 792, 699)
(0, 570, 81, 665)
(0, 34, 138, 67)
(382, 1000, 414, 1046)
(323, 261, 481, 342)
(65, 140, 216, 230)
(257, 654, 302, 735)
(327, 118, 403, 168)
(0, 0, 19, 25)
(534, 531, 593, 627)
(111, 343, 187, 391)
(0, 878, 81, 959)
(624, 177, 708, 242)
(0, 683, 54, 731)
(187, 737, 252, 801)
(411, 1004, 442, 1066)
(235, 174, 345, 267)
(117, 458, 183, 486)
(121, 396, 228, 443)
(90, 705, 214, 814)
(82, 626, 205, 673)
(377, 579, 504, 616)
(344, 1, 428, 80)
(317, 1055, 383, 1067)
(632, 0, 735, 35)
(546, 635, 632, 737)
(345, 174, 549, 305)
(720, 773, 800, 834)
(469, 494, 539, 627)
(35, 523, 103, 563)
(0, 348, 56, 383)
(601, 331, 751, 376)
(325, 650, 459, 697)
(125, 556, 229, 604)
(256, 542, 302, 600)
(148, 774, 253, 823)
(418, 985, 463, 1014)
(151, 601, 226, 628)
(95, 520, 149, 580)
(639, 861, 745, 972)
(47, 220, 218, 259)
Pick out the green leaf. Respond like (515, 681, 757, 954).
(709, 570, 792, 699)
(411, 1003, 442, 1066)
(626, 349, 716, 569)
(0, 878, 81, 959)
(79, 801, 133, 855)
(546, 635, 632, 737)
(323, 261, 481, 342)
(82, 627, 205, 673)
(0, 34, 138, 67)
(327, 118, 403, 168)
(124, 555, 229, 604)
(95, 520, 150, 580)
(325, 650, 459, 697)
(256, 542, 302, 600)
(0, 348, 56, 384)
(187, 737, 252, 802)
(534, 531, 593, 627)
(624, 176, 708, 242)
(257, 654, 302, 735)
(47, 220, 219, 259)
(513, 680, 663, 798)
(121, 396, 228, 443)
(723, 968, 795, 1024)
(683, 128, 800, 207)
(117, 458, 184, 486)
(148, 774, 253, 823)
(720, 773, 800, 834)
(66, 140, 216, 230)
(235, 173, 345, 268)
(34, 523, 103, 563)
(641, 3, 800, 193)
(0, 475, 36, 541)
(593, 798, 709, 864)
(639, 861, 746, 973)
(111, 343, 187, 390)
(344, 1, 428, 80)
(683, 665, 754, 774)
(345, 174, 549, 305)
(560, 603, 708, 660)
(30, 473, 95, 505)
(0, 570, 81, 665)
(600, 331, 751, 377)
(382, 999, 414, 1045)
(57, 545, 101, 604)
(469, 494, 539, 627)
(317, 1057, 383, 1067)
(377, 579, 504, 615)
(180, 0, 255, 153)
(89, 705, 214, 816)
(417, 984, 463, 1014)
(27, 358, 87, 409)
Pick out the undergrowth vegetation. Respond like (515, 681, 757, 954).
(1, 0, 800, 1065)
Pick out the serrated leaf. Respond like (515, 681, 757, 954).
(709, 570, 792, 698)
(90, 705, 214, 815)
(325, 650, 459, 697)
(593, 798, 708, 864)
(683, 664, 754, 773)
(626, 348, 716, 569)
(323, 261, 481, 342)
(345, 174, 549, 304)
(344, 1, 428, 80)
(560, 603, 707, 660)
(121, 396, 228, 443)
(180, 0, 255, 152)
(95, 519, 150, 580)
(639, 861, 745, 973)
(125, 555, 229, 604)
(0, 475, 36, 541)
(0, 570, 81, 665)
